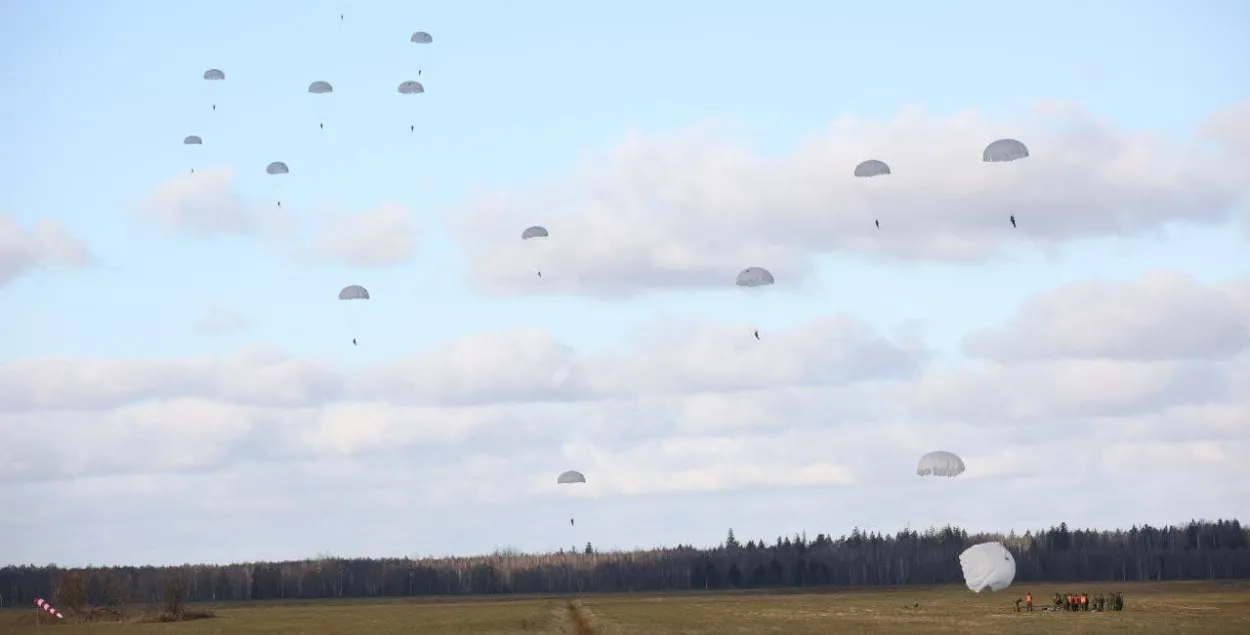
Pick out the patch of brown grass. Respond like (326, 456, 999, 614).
(0, 581, 1243, 634)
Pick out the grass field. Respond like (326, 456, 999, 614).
(3, 581, 1248, 634)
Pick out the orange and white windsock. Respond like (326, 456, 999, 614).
(34, 597, 64, 619)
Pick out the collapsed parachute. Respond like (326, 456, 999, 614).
(916, 451, 965, 477)
(959, 542, 1017, 593)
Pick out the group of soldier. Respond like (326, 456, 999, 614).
(1012, 591, 1126, 612)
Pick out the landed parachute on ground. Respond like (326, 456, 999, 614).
(959, 542, 1017, 593)
(916, 450, 965, 477)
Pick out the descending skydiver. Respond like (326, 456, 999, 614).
(537, 270, 543, 278)
(352, 338, 357, 346)
(410, 124, 415, 132)
(1010, 215, 1016, 228)
(754, 329, 760, 340)
(570, 518, 575, 526)
(212, 104, 216, 111)
(320, 122, 324, 130)
(875, 219, 880, 229)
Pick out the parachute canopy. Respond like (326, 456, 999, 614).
(183, 135, 202, 145)
(203, 69, 225, 81)
(522, 225, 549, 240)
(983, 138, 1029, 163)
(266, 162, 289, 175)
(917, 450, 965, 477)
(338, 285, 369, 300)
(410, 31, 433, 44)
(557, 470, 586, 484)
(398, 81, 425, 94)
(308, 81, 333, 94)
(854, 159, 891, 178)
(736, 267, 775, 288)
(959, 542, 1017, 593)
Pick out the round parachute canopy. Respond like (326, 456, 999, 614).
(203, 69, 225, 81)
(557, 470, 586, 484)
(736, 267, 775, 288)
(308, 81, 333, 94)
(959, 542, 1017, 593)
(522, 225, 549, 240)
(983, 138, 1029, 163)
(338, 285, 370, 300)
(183, 135, 203, 145)
(266, 161, 290, 175)
(410, 31, 433, 44)
(398, 81, 425, 95)
(854, 159, 891, 178)
(916, 450, 965, 477)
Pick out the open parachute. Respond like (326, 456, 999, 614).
(557, 470, 585, 484)
(917, 451, 965, 477)
(959, 542, 1016, 593)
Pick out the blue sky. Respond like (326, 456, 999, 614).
(1, 0, 1248, 565)
(3, 0, 1247, 362)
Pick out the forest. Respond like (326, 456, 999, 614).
(1, 519, 1246, 611)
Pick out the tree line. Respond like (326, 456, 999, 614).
(1, 519, 1246, 610)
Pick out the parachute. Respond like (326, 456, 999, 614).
(854, 159, 891, 229)
(959, 542, 1017, 593)
(982, 139, 1029, 227)
(265, 162, 290, 207)
(522, 225, 550, 278)
(203, 69, 225, 81)
(735, 267, 774, 288)
(338, 285, 369, 300)
(183, 135, 203, 145)
(410, 31, 434, 44)
(308, 81, 333, 94)
(557, 470, 585, 484)
(338, 285, 370, 345)
(854, 159, 891, 177)
(916, 451, 965, 477)
(982, 138, 1029, 163)
(398, 81, 426, 132)
(735, 267, 774, 340)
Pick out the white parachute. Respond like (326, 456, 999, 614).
(959, 542, 1017, 593)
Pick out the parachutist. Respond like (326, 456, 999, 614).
(277, 201, 282, 207)
(410, 124, 415, 132)
(320, 122, 324, 130)
(537, 270, 542, 278)
(352, 338, 357, 346)
(1010, 215, 1016, 228)
(212, 104, 216, 111)
(875, 219, 880, 229)
(753, 330, 760, 340)
(190, 168, 195, 174)
(418, 69, 422, 76)
(570, 518, 574, 526)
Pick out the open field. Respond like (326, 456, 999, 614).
(3, 581, 1248, 635)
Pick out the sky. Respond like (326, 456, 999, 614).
(1, 0, 1248, 567)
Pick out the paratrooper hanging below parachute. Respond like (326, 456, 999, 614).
(308, 81, 333, 131)
(398, 81, 425, 132)
(203, 69, 225, 111)
(266, 161, 289, 206)
(521, 225, 549, 277)
(854, 159, 891, 230)
(338, 285, 370, 346)
(735, 267, 774, 340)
(982, 138, 1029, 227)
(183, 135, 202, 174)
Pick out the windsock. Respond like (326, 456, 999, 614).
(35, 597, 64, 619)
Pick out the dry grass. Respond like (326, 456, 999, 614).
(1, 581, 1247, 635)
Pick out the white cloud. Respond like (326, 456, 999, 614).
(447, 103, 1250, 297)
(312, 202, 420, 267)
(1, 270, 1247, 564)
(0, 215, 94, 286)
(140, 168, 292, 237)
(194, 306, 252, 334)
(963, 270, 1250, 362)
